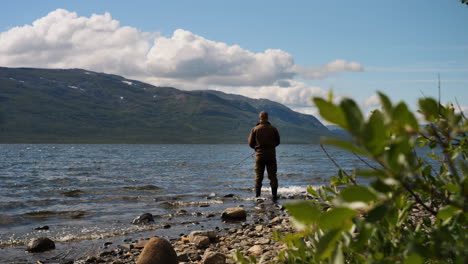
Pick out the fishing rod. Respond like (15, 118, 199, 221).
(232, 153, 255, 168)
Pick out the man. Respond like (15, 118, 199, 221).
(248, 111, 280, 202)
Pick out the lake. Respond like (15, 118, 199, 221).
(0, 144, 367, 262)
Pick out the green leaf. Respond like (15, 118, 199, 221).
(319, 207, 356, 230)
(404, 253, 423, 264)
(364, 110, 387, 155)
(313, 97, 347, 129)
(393, 102, 419, 131)
(356, 169, 386, 178)
(437, 205, 461, 221)
(307, 185, 319, 197)
(426, 153, 440, 161)
(321, 138, 367, 155)
(340, 99, 364, 136)
(316, 229, 342, 260)
(418, 98, 439, 122)
(284, 201, 322, 225)
(378, 92, 392, 117)
(366, 204, 389, 223)
(340, 186, 377, 204)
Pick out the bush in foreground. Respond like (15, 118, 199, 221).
(235, 92, 467, 263)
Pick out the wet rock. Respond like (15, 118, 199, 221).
(132, 213, 154, 225)
(202, 251, 226, 264)
(118, 244, 133, 250)
(224, 194, 235, 198)
(221, 207, 247, 221)
(163, 224, 171, 229)
(137, 237, 177, 264)
(33, 226, 49, 231)
(85, 256, 98, 263)
(26, 237, 55, 252)
(99, 250, 114, 257)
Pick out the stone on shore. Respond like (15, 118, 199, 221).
(221, 207, 247, 221)
(248, 245, 263, 256)
(132, 213, 154, 225)
(188, 230, 217, 241)
(27, 237, 55, 252)
(192, 235, 211, 248)
(137, 237, 178, 264)
(202, 251, 226, 264)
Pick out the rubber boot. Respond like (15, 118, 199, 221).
(255, 186, 262, 198)
(272, 187, 278, 202)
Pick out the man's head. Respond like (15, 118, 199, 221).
(259, 111, 269, 122)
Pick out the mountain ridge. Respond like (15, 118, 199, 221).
(0, 67, 333, 143)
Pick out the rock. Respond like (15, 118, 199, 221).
(134, 241, 148, 249)
(137, 237, 178, 264)
(177, 252, 190, 262)
(85, 256, 98, 263)
(257, 238, 270, 245)
(221, 207, 247, 221)
(192, 235, 211, 248)
(132, 213, 154, 225)
(26, 237, 55, 252)
(33, 226, 49, 230)
(118, 244, 133, 250)
(202, 252, 226, 264)
(163, 224, 171, 229)
(270, 217, 282, 224)
(248, 245, 263, 256)
(224, 194, 235, 198)
(255, 225, 263, 232)
(188, 230, 217, 241)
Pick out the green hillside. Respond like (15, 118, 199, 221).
(0, 67, 333, 143)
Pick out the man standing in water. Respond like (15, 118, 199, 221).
(248, 111, 280, 202)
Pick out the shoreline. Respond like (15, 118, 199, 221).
(3, 198, 297, 264)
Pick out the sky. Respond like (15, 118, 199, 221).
(1, 0, 467, 123)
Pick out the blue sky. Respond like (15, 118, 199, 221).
(1, 0, 467, 121)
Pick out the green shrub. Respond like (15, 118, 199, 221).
(235, 92, 467, 263)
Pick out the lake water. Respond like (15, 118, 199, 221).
(0, 144, 368, 262)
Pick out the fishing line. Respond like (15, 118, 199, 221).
(232, 153, 255, 168)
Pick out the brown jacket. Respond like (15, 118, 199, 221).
(248, 121, 280, 160)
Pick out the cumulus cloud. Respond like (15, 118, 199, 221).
(228, 80, 329, 106)
(0, 8, 363, 89)
(363, 94, 381, 108)
(0, 9, 368, 120)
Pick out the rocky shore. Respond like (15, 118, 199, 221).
(33, 200, 295, 264)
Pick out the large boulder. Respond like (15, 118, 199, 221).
(27, 237, 55, 252)
(137, 237, 178, 264)
(221, 207, 247, 221)
(132, 213, 154, 225)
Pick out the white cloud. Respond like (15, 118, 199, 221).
(230, 80, 329, 106)
(363, 94, 380, 108)
(0, 8, 368, 122)
(0, 8, 363, 89)
(294, 59, 363, 80)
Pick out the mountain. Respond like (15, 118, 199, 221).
(0, 67, 334, 143)
(326, 125, 351, 137)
